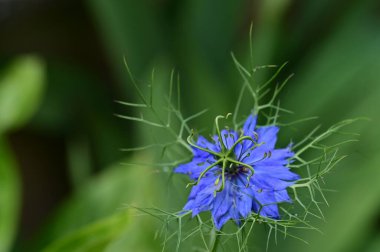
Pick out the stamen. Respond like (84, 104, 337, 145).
(251, 151, 271, 164)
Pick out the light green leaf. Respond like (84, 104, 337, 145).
(33, 155, 162, 251)
(0, 56, 45, 133)
(0, 138, 21, 252)
(43, 211, 130, 252)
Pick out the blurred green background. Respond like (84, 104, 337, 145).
(0, 0, 379, 251)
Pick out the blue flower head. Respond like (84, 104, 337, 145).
(175, 114, 300, 230)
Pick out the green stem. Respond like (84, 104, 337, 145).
(210, 229, 221, 252)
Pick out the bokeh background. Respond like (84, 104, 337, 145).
(0, 0, 380, 251)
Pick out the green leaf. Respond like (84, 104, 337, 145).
(42, 211, 130, 252)
(0, 56, 45, 251)
(0, 55, 45, 133)
(33, 156, 162, 251)
(366, 235, 380, 252)
(0, 138, 21, 252)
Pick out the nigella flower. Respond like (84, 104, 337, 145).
(175, 114, 300, 230)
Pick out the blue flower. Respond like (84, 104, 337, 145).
(175, 115, 300, 230)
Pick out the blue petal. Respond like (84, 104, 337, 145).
(183, 199, 195, 210)
(256, 126, 279, 149)
(229, 205, 241, 226)
(184, 175, 217, 216)
(240, 146, 270, 164)
(260, 204, 280, 219)
(254, 189, 292, 205)
(211, 181, 233, 229)
(236, 190, 253, 219)
(220, 129, 239, 150)
(229, 179, 245, 225)
(254, 189, 277, 205)
(194, 185, 216, 210)
(214, 212, 232, 230)
(233, 141, 243, 160)
(195, 135, 220, 154)
(242, 146, 293, 166)
(174, 157, 218, 180)
(252, 175, 295, 190)
(256, 148, 294, 166)
(274, 189, 292, 203)
(254, 165, 300, 181)
(243, 115, 258, 137)
(252, 200, 261, 213)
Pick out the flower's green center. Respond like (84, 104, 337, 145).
(223, 158, 248, 176)
(226, 161, 240, 174)
(186, 114, 261, 195)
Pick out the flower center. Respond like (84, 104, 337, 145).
(224, 161, 246, 176)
